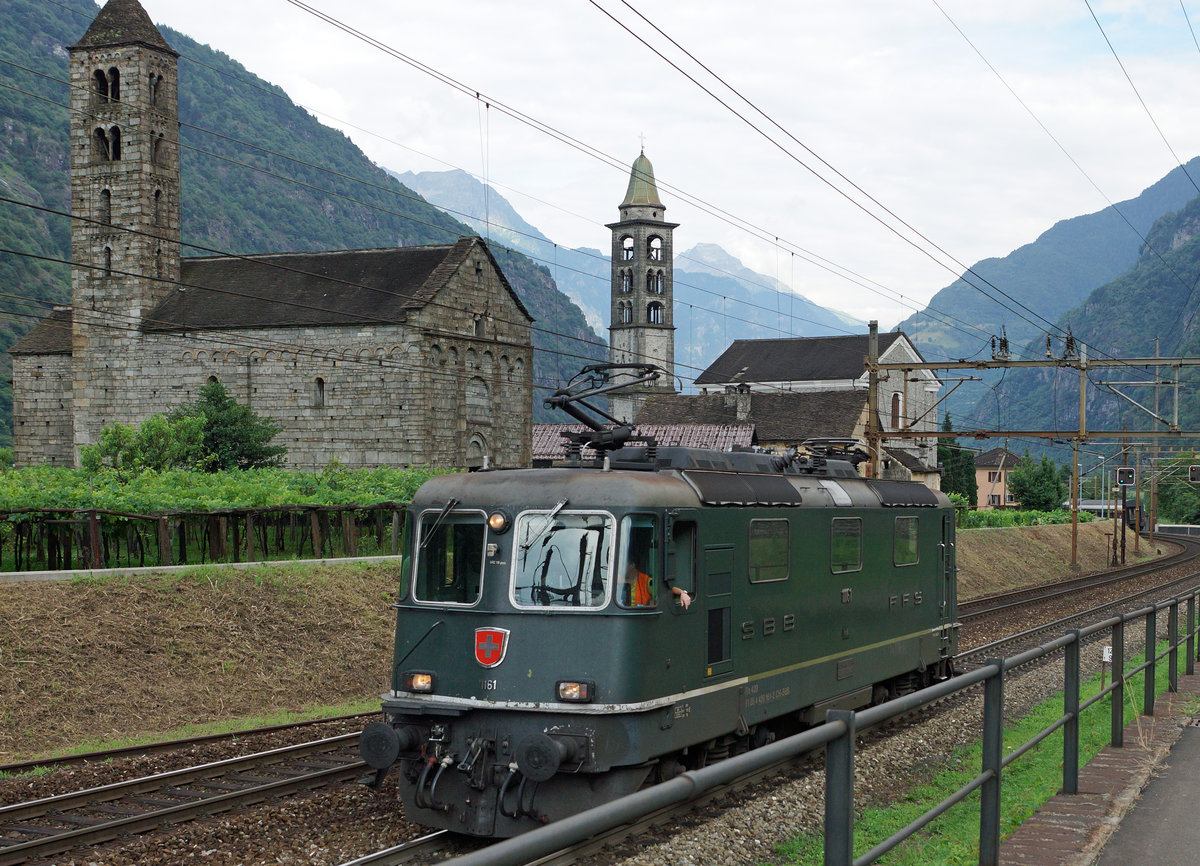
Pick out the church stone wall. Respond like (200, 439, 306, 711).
(11, 354, 74, 467)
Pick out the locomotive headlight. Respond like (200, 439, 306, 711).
(557, 680, 595, 702)
(488, 511, 511, 534)
(401, 671, 435, 693)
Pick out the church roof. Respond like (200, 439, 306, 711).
(144, 237, 532, 332)
(694, 333, 906, 386)
(635, 390, 871, 443)
(71, 0, 177, 55)
(621, 151, 664, 207)
(8, 307, 73, 355)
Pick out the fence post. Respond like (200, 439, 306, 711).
(391, 508, 402, 555)
(1145, 608, 1156, 717)
(1169, 600, 1179, 694)
(156, 516, 173, 566)
(1188, 594, 1197, 678)
(980, 659, 1005, 866)
(1063, 630, 1081, 794)
(824, 709, 856, 866)
(87, 511, 102, 569)
(1112, 615, 1125, 747)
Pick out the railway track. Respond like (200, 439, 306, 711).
(0, 711, 377, 778)
(958, 533, 1200, 621)
(0, 734, 366, 865)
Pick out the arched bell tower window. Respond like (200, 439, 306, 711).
(154, 189, 163, 226)
(93, 128, 109, 160)
(93, 69, 109, 103)
(648, 236, 663, 261)
(618, 301, 633, 324)
(647, 301, 663, 324)
(100, 189, 111, 225)
(890, 393, 901, 429)
(620, 269, 632, 293)
(646, 270, 664, 294)
(314, 377, 326, 408)
(109, 126, 121, 160)
(152, 133, 164, 166)
(107, 67, 120, 102)
(102, 246, 112, 277)
(149, 73, 163, 106)
(621, 236, 635, 261)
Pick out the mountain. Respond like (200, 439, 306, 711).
(0, 0, 604, 443)
(395, 168, 867, 386)
(899, 157, 1200, 365)
(973, 194, 1200, 443)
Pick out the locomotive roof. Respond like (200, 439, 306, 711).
(411, 459, 948, 511)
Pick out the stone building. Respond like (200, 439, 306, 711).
(607, 151, 678, 422)
(9, 0, 533, 470)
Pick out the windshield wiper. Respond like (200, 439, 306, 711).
(419, 497, 459, 549)
(520, 499, 568, 553)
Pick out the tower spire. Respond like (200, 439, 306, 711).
(606, 151, 678, 423)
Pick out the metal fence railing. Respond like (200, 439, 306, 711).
(446, 587, 1200, 866)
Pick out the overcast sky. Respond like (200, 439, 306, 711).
(133, 0, 1200, 331)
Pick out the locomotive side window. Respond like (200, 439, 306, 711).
(830, 517, 862, 573)
(669, 520, 696, 596)
(893, 516, 919, 566)
(414, 513, 485, 605)
(619, 514, 659, 608)
(748, 518, 789, 582)
(511, 511, 613, 609)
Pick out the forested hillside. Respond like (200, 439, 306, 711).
(0, 0, 603, 444)
(973, 194, 1200, 441)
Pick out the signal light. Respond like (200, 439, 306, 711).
(1116, 468, 1135, 486)
(1190, 465, 1200, 483)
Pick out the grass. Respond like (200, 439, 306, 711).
(0, 696, 382, 779)
(773, 640, 1183, 865)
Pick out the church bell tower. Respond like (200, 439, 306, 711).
(607, 151, 678, 423)
(68, 0, 180, 453)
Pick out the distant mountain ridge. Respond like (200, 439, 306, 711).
(395, 168, 867, 386)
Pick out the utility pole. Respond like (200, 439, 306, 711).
(867, 320, 879, 479)
(1133, 447, 1140, 556)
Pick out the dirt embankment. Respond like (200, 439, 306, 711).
(0, 525, 1177, 763)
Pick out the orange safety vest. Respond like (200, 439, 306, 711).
(632, 570, 652, 606)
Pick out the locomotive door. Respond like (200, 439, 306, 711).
(939, 514, 956, 655)
(703, 546, 734, 677)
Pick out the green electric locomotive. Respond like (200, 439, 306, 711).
(360, 366, 958, 837)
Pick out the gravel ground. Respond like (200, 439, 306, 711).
(7, 558, 1195, 865)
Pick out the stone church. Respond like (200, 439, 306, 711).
(9, 0, 533, 471)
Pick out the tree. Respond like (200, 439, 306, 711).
(1007, 454, 1066, 512)
(937, 414, 978, 505)
(170, 380, 286, 470)
(80, 413, 207, 477)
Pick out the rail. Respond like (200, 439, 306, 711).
(445, 585, 1200, 866)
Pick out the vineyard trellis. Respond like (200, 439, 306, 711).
(2, 504, 408, 572)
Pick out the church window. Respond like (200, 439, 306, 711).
(100, 189, 111, 224)
(152, 133, 164, 166)
(93, 128, 110, 160)
(207, 375, 219, 385)
(93, 69, 109, 103)
(149, 73, 163, 106)
(154, 189, 163, 226)
(891, 392, 901, 429)
(109, 126, 121, 160)
(102, 246, 112, 277)
(621, 235, 634, 261)
(474, 316, 484, 338)
(620, 269, 632, 293)
(314, 377, 325, 408)
(646, 270, 664, 294)
(107, 68, 120, 102)
(619, 301, 633, 324)
(648, 236, 663, 261)
(155, 246, 162, 279)
(647, 301, 663, 324)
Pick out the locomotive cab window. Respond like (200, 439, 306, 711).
(830, 517, 862, 574)
(511, 511, 613, 609)
(619, 514, 659, 608)
(413, 511, 486, 605)
(893, 516, 919, 566)
(749, 518, 789, 582)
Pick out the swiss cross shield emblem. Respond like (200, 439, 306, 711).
(475, 627, 510, 668)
